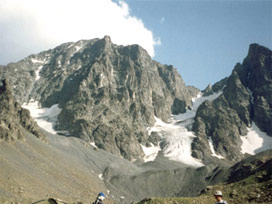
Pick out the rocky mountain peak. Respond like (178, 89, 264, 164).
(192, 44, 272, 163)
(90, 35, 113, 55)
(239, 44, 272, 135)
(248, 43, 272, 59)
(0, 37, 199, 160)
(103, 35, 111, 42)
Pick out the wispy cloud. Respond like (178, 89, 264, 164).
(0, 0, 160, 64)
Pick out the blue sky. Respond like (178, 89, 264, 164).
(0, 0, 271, 89)
(126, 0, 272, 89)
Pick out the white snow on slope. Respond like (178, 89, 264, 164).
(69, 41, 84, 57)
(31, 58, 48, 81)
(31, 58, 46, 64)
(75, 44, 83, 52)
(240, 122, 272, 155)
(140, 144, 161, 162)
(208, 137, 224, 159)
(35, 66, 43, 81)
(98, 174, 103, 180)
(171, 91, 223, 123)
(155, 117, 203, 167)
(22, 100, 61, 134)
(90, 142, 98, 148)
(144, 91, 223, 166)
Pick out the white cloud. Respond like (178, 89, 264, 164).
(0, 0, 160, 64)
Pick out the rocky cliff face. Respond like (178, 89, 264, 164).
(0, 36, 198, 160)
(237, 44, 272, 135)
(0, 79, 44, 141)
(192, 44, 272, 163)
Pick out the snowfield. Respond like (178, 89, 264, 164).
(153, 117, 203, 167)
(140, 144, 161, 163)
(144, 91, 223, 166)
(208, 137, 224, 159)
(22, 100, 62, 134)
(240, 122, 272, 155)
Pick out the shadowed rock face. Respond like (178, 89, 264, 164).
(0, 36, 198, 160)
(0, 79, 44, 141)
(192, 44, 272, 163)
(238, 44, 272, 135)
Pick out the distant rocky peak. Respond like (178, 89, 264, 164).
(235, 44, 272, 87)
(192, 44, 272, 164)
(247, 43, 272, 60)
(202, 77, 228, 97)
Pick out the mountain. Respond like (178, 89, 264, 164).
(0, 36, 198, 161)
(192, 44, 272, 163)
(0, 39, 271, 165)
(0, 37, 271, 203)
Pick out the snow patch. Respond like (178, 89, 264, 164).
(75, 45, 83, 52)
(31, 58, 48, 81)
(240, 122, 272, 155)
(35, 66, 43, 81)
(192, 91, 223, 111)
(208, 137, 224, 159)
(98, 174, 103, 180)
(22, 100, 61, 134)
(69, 42, 84, 57)
(31, 58, 47, 64)
(140, 144, 161, 162)
(57, 60, 62, 68)
(90, 142, 97, 148)
(147, 91, 223, 166)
